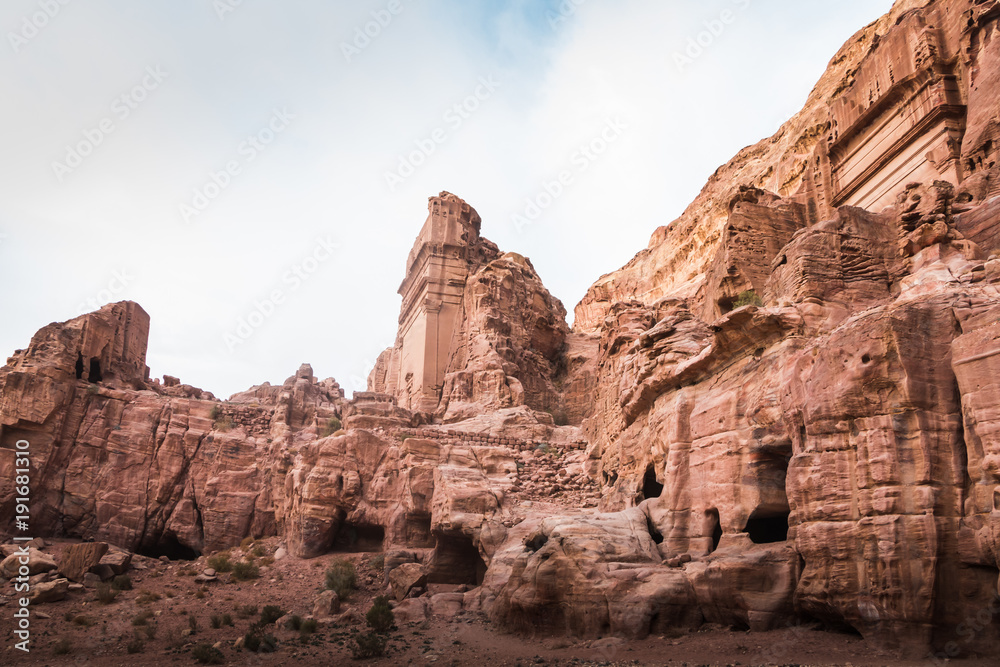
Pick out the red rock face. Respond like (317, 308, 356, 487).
(3, 0, 1000, 659)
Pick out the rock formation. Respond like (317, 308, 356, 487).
(3, 0, 1000, 660)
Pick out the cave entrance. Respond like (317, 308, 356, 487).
(139, 533, 199, 561)
(75, 353, 85, 380)
(707, 509, 722, 552)
(333, 523, 385, 552)
(88, 358, 103, 383)
(426, 534, 487, 586)
(642, 465, 664, 499)
(744, 511, 790, 544)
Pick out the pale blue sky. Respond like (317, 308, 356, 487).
(0, 0, 895, 398)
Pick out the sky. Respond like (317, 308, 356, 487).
(0, 0, 896, 399)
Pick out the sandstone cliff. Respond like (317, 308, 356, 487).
(3, 0, 1000, 660)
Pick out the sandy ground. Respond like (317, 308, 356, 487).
(1, 539, 994, 667)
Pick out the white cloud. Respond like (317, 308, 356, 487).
(0, 0, 895, 398)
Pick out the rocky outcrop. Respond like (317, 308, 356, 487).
(370, 192, 573, 424)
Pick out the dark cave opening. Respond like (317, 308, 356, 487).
(642, 465, 664, 499)
(139, 533, 199, 561)
(88, 357, 103, 383)
(707, 509, 722, 552)
(646, 515, 664, 545)
(426, 534, 487, 586)
(333, 523, 385, 552)
(744, 511, 790, 544)
(75, 353, 85, 380)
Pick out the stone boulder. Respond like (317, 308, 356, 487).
(388, 563, 427, 602)
(0, 548, 57, 579)
(58, 542, 109, 582)
(29, 578, 69, 604)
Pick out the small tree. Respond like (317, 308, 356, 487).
(365, 596, 395, 633)
(325, 558, 357, 599)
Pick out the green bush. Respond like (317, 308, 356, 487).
(243, 622, 278, 653)
(207, 552, 233, 573)
(260, 605, 285, 626)
(192, 643, 224, 664)
(235, 604, 258, 619)
(231, 560, 259, 581)
(250, 544, 266, 558)
(733, 290, 764, 308)
(210, 613, 234, 629)
(350, 631, 387, 659)
(368, 554, 385, 572)
(96, 583, 119, 605)
(132, 610, 154, 626)
(112, 574, 133, 591)
(325, 558, 357, 599)
(320, 416, 343, 438)
(365, 596, 395, 633)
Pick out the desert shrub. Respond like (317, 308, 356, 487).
(299, 618, 318, 636)
(368, 554, 385, 572)
(250, 543, 266, 558)
(243, 622, 278, 653)
(207, 552, 233, 573)
(365, 596, 395, 633)
(235, 604, 258, 619)
(350, 631, 387, 659)
(214, 415, 233, 432)
(132, 610, 154, 626)
(733, 290, 764, 308)
(86, 384, 99, 395)
(551, 410, 570, 426)
(96, 583, 119, 605)
(209, 405, 221, 420)
(210, 613, 234, 629)
(126, 638, 144, 654)
(240, 536, 254, 550)
(143, 624, 158, 640)
(188, 615, 199, 634)
(284, 614, 302, 631)
(260, 605, 285, 626)
(53, 638, 73, 655)
(192, 643, 224, 664)
(63, 611, 75, 622)
(320, 417, 342, 438)
(72, 615, 94, 626)
(259, 556, 275, 566)
(112, 574, 133, 590)
(136, 590, 162, 604)
(231, 560, 259, 581)
(325, 558, 357, 599)
(194, 589, 206, 599)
